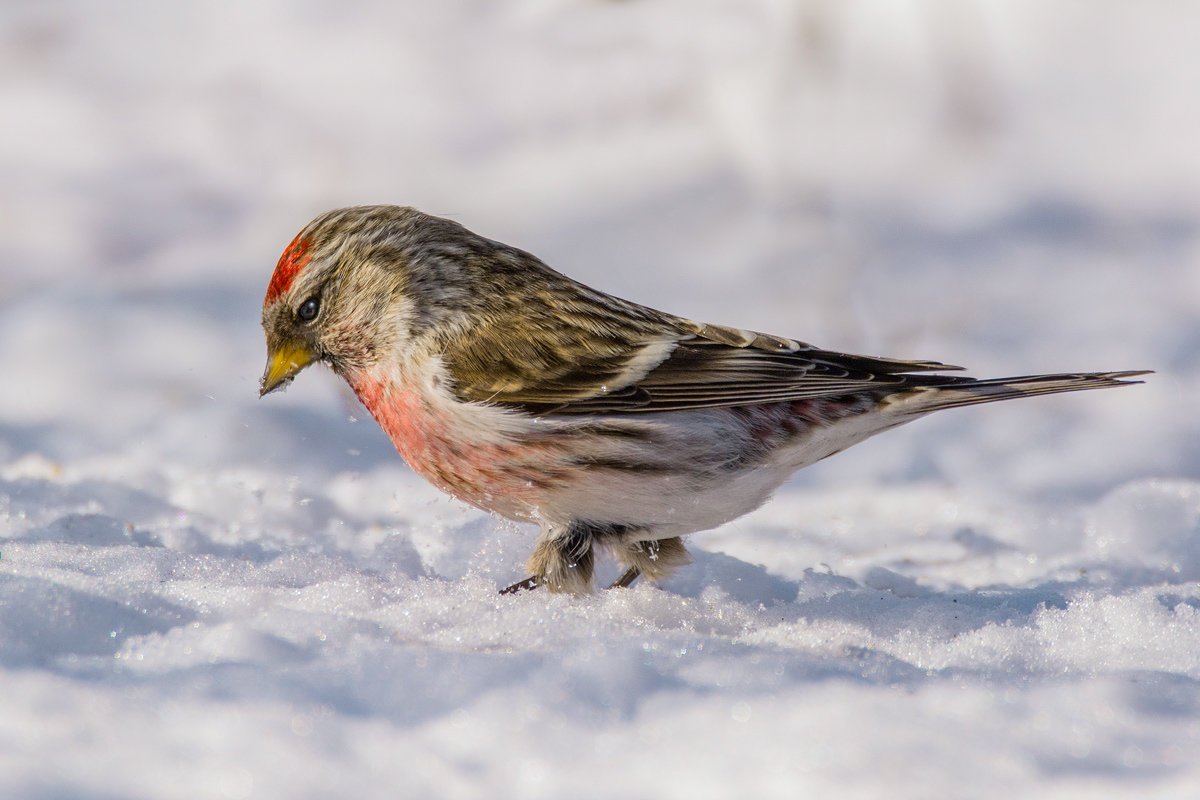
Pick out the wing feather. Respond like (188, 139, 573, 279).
(443, 302, 965, 415)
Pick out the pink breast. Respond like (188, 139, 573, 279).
(348, 371, 563, 519)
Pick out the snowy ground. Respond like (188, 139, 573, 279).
(2, 1, 1199, 798)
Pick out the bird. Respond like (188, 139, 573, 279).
(259, 205, 1148, 595)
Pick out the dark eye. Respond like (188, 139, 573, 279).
(296, 296, 320, 322)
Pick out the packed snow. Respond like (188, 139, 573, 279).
(2, 1, 1198, 798)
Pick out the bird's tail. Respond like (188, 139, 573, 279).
(889, 370, 1151, 414)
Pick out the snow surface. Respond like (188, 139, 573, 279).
(2, 1, 1198, 798)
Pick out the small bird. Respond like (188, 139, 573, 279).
(259, 205, 1147, 594)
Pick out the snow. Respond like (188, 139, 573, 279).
(1, 1, 1198, 797)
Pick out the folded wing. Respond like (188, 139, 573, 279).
(444, 309, 973, 415)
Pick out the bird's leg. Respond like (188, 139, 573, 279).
(610, 537, 690, 590)
(608, 566, 642, 589)
(500, 521, 596, 595)
(499, 528, 690, 595)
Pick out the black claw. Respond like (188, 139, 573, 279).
(499, 575, 542, 595)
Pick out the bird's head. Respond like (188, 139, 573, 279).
(260, 204, 588, 400)
(259, 205, 436, 396)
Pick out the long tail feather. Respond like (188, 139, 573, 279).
(892, 370, 1151, 413)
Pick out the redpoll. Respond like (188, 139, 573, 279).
(260, 205, 1148, 594)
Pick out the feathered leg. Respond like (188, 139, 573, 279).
(501, 521, 597, 595)
(609, 537, 691, 589)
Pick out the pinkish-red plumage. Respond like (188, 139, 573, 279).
(345, 365, 566, 521)
(264, 234, 311, 306)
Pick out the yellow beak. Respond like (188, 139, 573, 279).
(260, 341, 316, 396)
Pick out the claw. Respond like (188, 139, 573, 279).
(499, 575, 541, 595)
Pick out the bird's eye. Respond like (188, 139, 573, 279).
(297, 296, 320, 322)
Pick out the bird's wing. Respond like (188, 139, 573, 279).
(443, 310, 965, 415)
